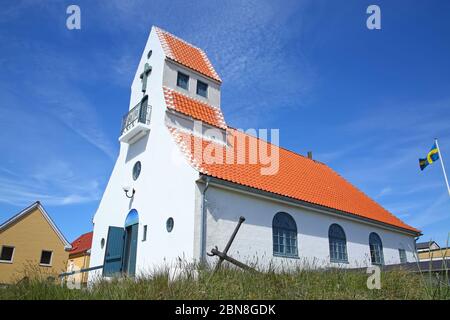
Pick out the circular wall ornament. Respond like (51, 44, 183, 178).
(133, 161, 141, 180)
(166, 217, 174, 233)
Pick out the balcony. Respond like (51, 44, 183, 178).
(119, 99, 152, 144)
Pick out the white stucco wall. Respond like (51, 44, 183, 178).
(89, 27, 199, 282)
(203, 183, 417, 270)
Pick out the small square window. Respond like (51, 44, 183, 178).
(0, 246, 14, 263)
(40, 250, 53, 266)
(177, 72, 189, 90)
(196, 80, 208, 98)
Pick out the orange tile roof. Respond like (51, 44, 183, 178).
(156, 27, 221, 82)
(163, 86, 227, 129)
(168, 127, 420, 234)
(69, 231, 93, 256)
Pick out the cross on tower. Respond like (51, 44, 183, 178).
(140, 63, 152, 93)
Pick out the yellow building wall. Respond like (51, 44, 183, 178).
(0, 207, 69, 284)
(418, 249, 449, 260)
(67, 253, 90, 284)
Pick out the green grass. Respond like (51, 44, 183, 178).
(1, 265, 449, 300)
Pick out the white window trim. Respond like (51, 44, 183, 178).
(39, 250, 53, 267)
(0, 245, 15, 264)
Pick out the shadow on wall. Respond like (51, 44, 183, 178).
(125, 133, 149, 163)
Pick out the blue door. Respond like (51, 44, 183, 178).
(123, 209, 139, 276)
(103, 226, 125, 276)
(123, 224, 138, 276)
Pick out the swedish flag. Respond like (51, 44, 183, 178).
(419, 143, 440, 171)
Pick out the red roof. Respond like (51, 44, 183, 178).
(168, 127, 420, 234)
(69, 231, 93, 256)
(163, 86, 226, 129)
(155, 27, 221, 82)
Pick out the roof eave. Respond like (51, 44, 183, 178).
(198, 174, 422, 237)
(0, 201, 72, 248)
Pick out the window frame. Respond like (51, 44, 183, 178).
(132, 161, 142, 181)
(142, 225, 148, 241)
(399, 248, 407, 264)
(328, 224, 348, 263)
(196, 80, 208, 98)
(369, 232, 384, 265)
(176, 72, 189, 90)
(272, 212, 299, 258)
(39, 250, 53, 267)
(166, 218, 174, 233)
(0, 245, 15, 263)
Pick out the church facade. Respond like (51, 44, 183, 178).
(88, 26, 420, 281)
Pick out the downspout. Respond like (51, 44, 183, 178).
(200, 176, 210, 264)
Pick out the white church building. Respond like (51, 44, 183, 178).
(88, 26, 421, 280)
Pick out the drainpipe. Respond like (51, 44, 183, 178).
(200, 176, 210, 264)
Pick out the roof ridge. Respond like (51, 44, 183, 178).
(154, 26, 203, 51)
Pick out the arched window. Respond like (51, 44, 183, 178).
(272, 212, 298, 257)
(125, 209, 139, 227)
(328, 224, 348, 263)
(369, 232, 384, 265)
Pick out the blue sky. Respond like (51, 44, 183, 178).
(0, 0, 449, 245)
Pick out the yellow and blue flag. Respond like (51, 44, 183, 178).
(419, 142, 439, 171)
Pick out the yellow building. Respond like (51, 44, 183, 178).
(66, 231, 92, 285)
(0, 202, 71, 284)
(416, 241, 449, 261)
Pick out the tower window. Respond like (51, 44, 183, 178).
(196, 80, 208, 98)
(177, 72, 189, 90)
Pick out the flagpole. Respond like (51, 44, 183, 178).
(434, 138, 450, 197)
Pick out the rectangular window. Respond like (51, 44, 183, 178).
(177, 72, 189, 90)
(196, 80, 208, 98)
(0, 246, 14, 263)
(40, 250, 53, 266)
(143, 225, 147, 241)
(399, 249, 407, 263)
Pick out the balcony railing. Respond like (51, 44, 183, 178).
(120, 100, 151, 135)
